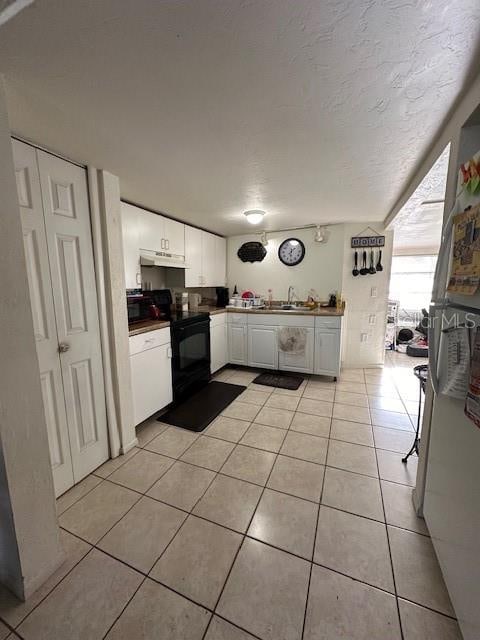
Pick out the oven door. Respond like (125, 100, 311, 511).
(171, 316, 211, 400)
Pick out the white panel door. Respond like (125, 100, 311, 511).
(215, 236, 227, 287)
(228, 325, 247, 365)
(202, 231, 217, 287)
(211, 323, 227, 373)
(314, 329, 340, 377)
(185, 225, 203, 287)
(120, 202, 141, 289)
(279, 328, 314, 373)
(164, 217, 185, 256)
(13, 140, 74, 496)
(248, 326, 278, 369)
(37, 150, 109, 482)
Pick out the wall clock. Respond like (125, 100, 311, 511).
(278, 238, 305, 266)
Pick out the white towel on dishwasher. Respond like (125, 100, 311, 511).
(277, 327, 307, 355)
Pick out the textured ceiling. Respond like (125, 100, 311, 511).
(392, 145, 449, 255)
(0, 0, 479, 235)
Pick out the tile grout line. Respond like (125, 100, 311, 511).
(201, 409, 294, 640)
(300, 413, 332, 640)
(374, 433, 405, 640)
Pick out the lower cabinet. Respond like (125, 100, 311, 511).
(314, 329, 341, 377)
(248, 325, 278, 369)
(228, 324, 248, 365)
(226, 313, 342, 376)
(278, 327, 315, 374)
(210, 315, 228, 373)
(129, 329, 172, 426)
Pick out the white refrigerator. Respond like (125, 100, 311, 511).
(424, 150, 480, 640)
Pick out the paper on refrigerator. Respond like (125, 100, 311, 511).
(440, 327, 471, 399)
(465, 327, 480, 428)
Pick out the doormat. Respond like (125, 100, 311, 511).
(252, 372, 304, 390)
(158, 381, 246, 432)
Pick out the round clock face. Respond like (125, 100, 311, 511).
(278, 238, 306, 266)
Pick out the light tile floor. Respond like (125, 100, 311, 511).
(0, 352, 464, 639)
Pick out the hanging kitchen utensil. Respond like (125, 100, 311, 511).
(369, 249, 376, 274)
(352, 251, 359, 276)
(360, 250, 368, 275)
(376, 249, 383, 271)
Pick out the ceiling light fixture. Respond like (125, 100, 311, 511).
(244, 209, 265, 225)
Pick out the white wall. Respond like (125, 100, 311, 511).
(341, 223, 393, 369)
(227, 225, 344, 301)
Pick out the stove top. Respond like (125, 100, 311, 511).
(169, 310, 210, 325)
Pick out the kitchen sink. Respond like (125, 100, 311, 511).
(268, 304, 312, 312)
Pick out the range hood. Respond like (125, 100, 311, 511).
(140, 250, 188, 269)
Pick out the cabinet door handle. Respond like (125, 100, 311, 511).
(161, 238, 165, 250)
(166, 239, 170, 250)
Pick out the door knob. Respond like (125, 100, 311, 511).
(58, 342, 70, 353)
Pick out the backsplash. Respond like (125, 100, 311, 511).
(140, 266, 217, 303)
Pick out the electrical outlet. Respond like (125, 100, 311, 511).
(360, 333, 368, 343)
(371, 287, 377, 298)
(369, 314, 376, 325)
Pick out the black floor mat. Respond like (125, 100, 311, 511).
(253, 372, 304, 390)
(158, 381, 246, 432)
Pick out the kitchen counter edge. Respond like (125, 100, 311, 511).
(129, 306, 344, 336)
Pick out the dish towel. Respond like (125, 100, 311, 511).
(277, 327, 307, 355)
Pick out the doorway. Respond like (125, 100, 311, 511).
(12, 139, 109, 496)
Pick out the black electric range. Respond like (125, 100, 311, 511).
(145, 290, 211, 402)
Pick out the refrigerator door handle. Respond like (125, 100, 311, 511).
(428, 304, 441, 394)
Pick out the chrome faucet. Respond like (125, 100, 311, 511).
(287, 286, 296, 304)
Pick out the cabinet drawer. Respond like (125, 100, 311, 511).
(314, 316, 341, 330)
(129, 327, 171, 355)
(210, 312, 227, 327)
(227, 313, 248, 325)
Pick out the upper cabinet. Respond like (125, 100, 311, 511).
(164, 217, 184, 256)
(136, 207, 184, 256)
(121, 202, 141, 289)
(185, 227, 226, 287)
(185, 226, 203, 287)
(215, 235, 227, 287)
(120, 202, 225, 289)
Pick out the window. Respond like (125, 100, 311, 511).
(389, 255, 437, 324)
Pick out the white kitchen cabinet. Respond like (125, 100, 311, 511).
(314, 329, 341, 377)
(185, 225, 203, 287)
(202, 231, 217, 286)
(278, 327, 315, 374)
(135, 206, 185, 255)
(248, 325, 278, 369)
(164, 217, 184, 255)
(137, 208, 164, 251)
(228, 324, 248, 365)
(129, 329, 172, 426)
(210, 313, 228, 373)
(215, 236, 227, 287)
(120, 202, 141, 289)
(185, 227, 226, 287)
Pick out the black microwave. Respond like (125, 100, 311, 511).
(126, 293, 165, 325)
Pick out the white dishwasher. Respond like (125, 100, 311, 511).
(129, 327, 172, 426)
